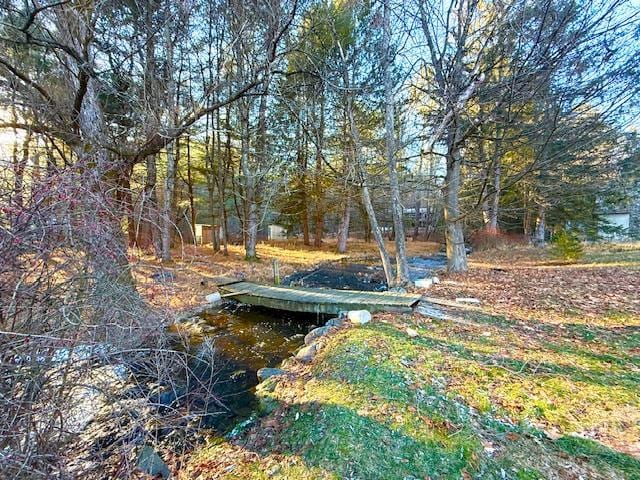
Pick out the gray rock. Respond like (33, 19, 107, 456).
(347, 310, 372, 325)
(205, 292, 222, 303)
(304, 326, 331, 345)
(325, 317, 346, 328)
(137, 445, 170, 478)
(295, 343, 318, 363)
(257, 367, 285, 382)
(414, 278, 433, 288)
(415, 302, 451, 320)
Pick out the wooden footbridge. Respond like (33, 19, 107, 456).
(214, 278, 422, 314)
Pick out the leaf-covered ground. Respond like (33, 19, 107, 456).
(178, 243, 640, 479)
(430, 243, 640, 326)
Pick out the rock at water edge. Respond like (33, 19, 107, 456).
(296, 344, 318, 363)
(304, 326, 331, 345)
(137, 445, 170, 478)
(347, 310, 371, 325)
(205, 291, 222, 304)
(257, 367, 285, 382)
(325, 317, 346, 328)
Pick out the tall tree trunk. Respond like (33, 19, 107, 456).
(214, 100, 224, 251)
(206, 114, 220, 251)
(121, 165, 136, 247)
(383, 0, 410, 286)
(239, 98, 257, 259)
(298, 121, 310, 246)
(479, 139, 492, 227)
(160, 17, 177, 262)
(488, 159, 501, 232)
(139, 155, 159, 252)
(534, 205, 546, 247)
(220, 102, 232, 256)
(56, 7, 137, 311)
(313, 90, 325, 247)
(444, 129, 468, 272)
(336, 116, 351, 253)
(137, 0, 160, 253)
(186, 137, 196, 244)
(161, 143, 177, 261)
(346, 94, 394, 285)
(337, 195, 351, 253)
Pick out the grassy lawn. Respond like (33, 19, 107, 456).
(174, 242, 639, 479)
(181, 314, 640, 479)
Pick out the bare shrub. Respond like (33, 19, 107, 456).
(469, 230, 530, 252)
(0, 157, 224, 478)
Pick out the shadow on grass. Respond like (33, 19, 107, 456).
(271, 400, 479, 480)
(208, 319, 640, 480)
(411, 332, 639, 390)
(232, 395, 640, 480)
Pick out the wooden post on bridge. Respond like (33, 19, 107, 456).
(272, 259, 280, 285)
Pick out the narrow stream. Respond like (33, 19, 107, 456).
(172, 255, 445, 433)
(178, 304, 323, 432)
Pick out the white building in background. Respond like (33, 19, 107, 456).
(598, 186, 639, 240)
(267, 225, 287, 241)
(600, 211, 630, 240)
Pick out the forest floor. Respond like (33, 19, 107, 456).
(133, 240, 640, 479)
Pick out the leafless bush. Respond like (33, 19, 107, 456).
(469, 230, 530, 252)
(0, 157, 224, 478)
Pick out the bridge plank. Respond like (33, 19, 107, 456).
(218, 282, 422, 314)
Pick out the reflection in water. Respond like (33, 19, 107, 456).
(181, 303, 322, 431)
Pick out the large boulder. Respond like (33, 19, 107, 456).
(347, 310, 372, 325)
(304, 326, 331, 345)
(257, 367, 285, 382)
(295, 344, 318, 363)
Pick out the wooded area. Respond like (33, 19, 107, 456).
(1, 0, 639, 478)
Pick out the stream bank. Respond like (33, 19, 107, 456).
(181, 310, 640, 480)
(173, 254, 447, 431)
(171, 304, 326, 432)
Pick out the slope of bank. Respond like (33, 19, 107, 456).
(180, 308, 640, 480)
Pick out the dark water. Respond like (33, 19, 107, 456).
(179, 304, 322, 431)
(168, 255, 448, 432)
(406, 254, 448, 281)
(283, 254, 448, 291)
(284, 263, 387, 291)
